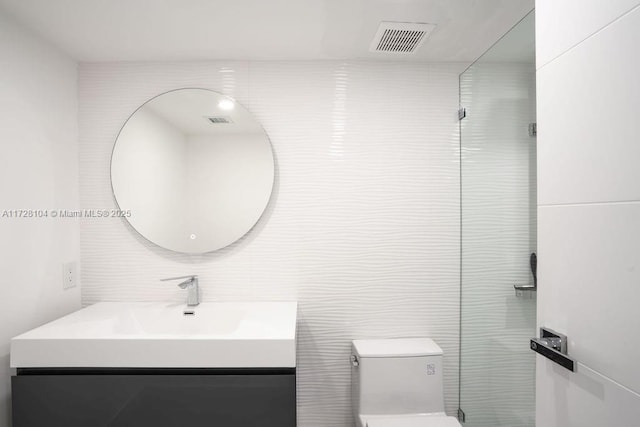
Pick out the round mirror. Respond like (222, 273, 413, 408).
(111, 88, 274, 254)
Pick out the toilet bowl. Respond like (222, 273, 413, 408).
(351, 338, 461, 427)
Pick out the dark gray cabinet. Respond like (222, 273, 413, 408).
(12, 369, 296, 427)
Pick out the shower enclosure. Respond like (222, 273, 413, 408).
(458, 11, 537, 427)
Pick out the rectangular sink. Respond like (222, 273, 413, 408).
(10, 301, 297, 368)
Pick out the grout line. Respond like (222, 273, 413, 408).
(578, 362, 640, 398)
(539, 199, 640, 208)
(537, 2, 640, 72)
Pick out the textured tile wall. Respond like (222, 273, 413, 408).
(78, 61, 461, 426)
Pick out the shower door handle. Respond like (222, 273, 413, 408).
(530, 327, 576, 372)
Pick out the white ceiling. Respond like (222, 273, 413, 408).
(0, 0, 534, 63)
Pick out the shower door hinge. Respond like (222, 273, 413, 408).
(528, 122, 537, 137)
(458, 108, 466, 120)
(457, 408, 466, 423)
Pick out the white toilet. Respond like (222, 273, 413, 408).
(351, 338, 461, 427)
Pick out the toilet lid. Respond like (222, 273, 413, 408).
(366, 415, 461, 427)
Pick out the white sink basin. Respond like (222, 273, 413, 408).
(10, 301, 297, 368)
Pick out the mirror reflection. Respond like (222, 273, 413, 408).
(111, 89, 274, 254)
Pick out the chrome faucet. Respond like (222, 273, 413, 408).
(161, 275, 200, 306)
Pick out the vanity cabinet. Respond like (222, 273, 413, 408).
(10, 302, 298, 426)
(12, 368, 296, 427)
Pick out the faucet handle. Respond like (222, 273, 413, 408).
(160, 275, 198, 282)
(161, 275, 200, 307)
(161, 275, 198, 290)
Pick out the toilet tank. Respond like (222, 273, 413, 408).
(351, 338, 445, 417)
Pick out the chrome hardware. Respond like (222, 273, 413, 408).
(513, 283, 537, 297)
(458, 108, 467, 121)
(539, 327, 567, 354)
(530, 327, 576, 372)
(350, 355, 359, 367)
(457, 408, 466, 423)
(528, 122, 537, 137)
(513, 284, 537, 290)
(161, 275, 200, 307)
(514, 252, 537, 297)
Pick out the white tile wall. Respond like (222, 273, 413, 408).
(536, 359, 640, 427)
(78, 61, 461, 426)
(537, 4, 640, 205)
(536, 1, 640, 426)
(538, 203, 640, 393)
(536, 0, 640, 67)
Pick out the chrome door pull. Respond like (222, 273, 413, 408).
(530, 327, 576, 372)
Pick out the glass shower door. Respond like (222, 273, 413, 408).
(459, 11, 537, 427)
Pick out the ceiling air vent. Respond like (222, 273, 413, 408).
(206, 116, 233, 124)
(369, 22, 436, 54)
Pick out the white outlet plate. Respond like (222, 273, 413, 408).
(62, 261, 77, 290)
